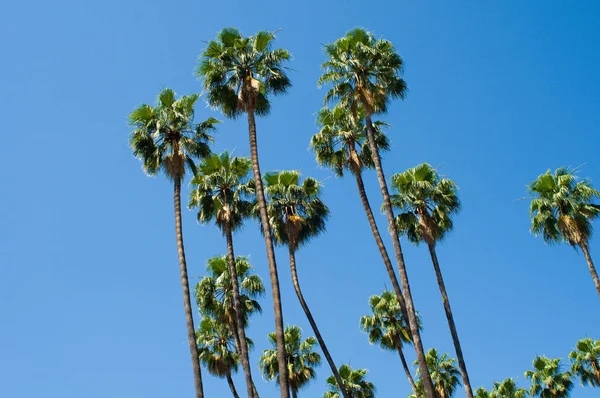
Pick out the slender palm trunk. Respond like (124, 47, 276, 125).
(291, 389, 298, 398)
(397, 344, 417, 394)
(224, 223, 257, 398)
(580, 242, 600, 298)
(364, 115, 435, 398)
(173, 178, 204, 398)
(226, 371, 241, 398)
(288, 248, 350, 398)
(427, 244, 473, 398)
(247, 109, 290, 398)
(230, 322, 261, 398)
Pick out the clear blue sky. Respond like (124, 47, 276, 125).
(1, 1, 599, 397)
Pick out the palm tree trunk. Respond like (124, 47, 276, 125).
(226, 370, 241, 398)
(291, 389, 298, 398)
(247, 109, 290, 398)
(224, 223, 258, 398)
(288, 248, 350, 398)
(580, 241, 600, 298)
(427, 244, 473, 398)
(173, 178, 204, 398)
(231, 318, 261, 398)
(397, 345, 417, 394)
(364, 115, 435, 398)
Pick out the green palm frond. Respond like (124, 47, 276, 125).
(569, 337, 600, 387)
(413, 348, 461, 398)
(525, 356, 573, 397)
(196, 316, 240, 378)
(324, 364, 375, 398)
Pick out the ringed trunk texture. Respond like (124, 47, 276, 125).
(173, 178, 204, 398)
(224, 223, 258, 398)
(580, 242, 600, 298)
(247, 109, 290, 398)
(427, 244, 473, 398)
(226, 371, 241, 398)
(364, 115, 435, 398)
(288, 248, 350, 398)
(397, 344, 418, 395)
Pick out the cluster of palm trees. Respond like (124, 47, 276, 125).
(128, 26, 600, 398)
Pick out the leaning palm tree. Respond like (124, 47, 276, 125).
(319, 28, 434, 397)
(197, 27, 292, 397)
(411, 348, 461, 398)
(129, 88, 218, 398)
(324, 364, 376, 398)
(263, 170, 349, 398)
(490, 378, 528, 398)
(569, 337, 600, 387)
(259, 325, 321, 398)
(525, 356, 573, 397)
(528, 167, 600, 298)
(391, 163, 473, 396)
(360, 290, 418, 394)
(189, 151, 257, 396)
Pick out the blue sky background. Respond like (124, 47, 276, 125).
(1, 1, 599, 397)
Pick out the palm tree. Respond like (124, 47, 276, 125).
(360, 290, 418, 393)
(474, 388, 491, 398)
(411, 348, 460, 398)
(490, 379, 528, 398)
(569, 337, 600, 387)
(198, 28, 292, 396)
(319, 28, 434, 397)
(263, 170, 349, 398)
(129, 88, 218, 398)
(259, 325, 321, 398)
(528, 167, 600, 298)
(525, 356, 573, 397)
(189, 151, 257, 396)
(324, 364, 376, 398)
(391, 163, 473, 396)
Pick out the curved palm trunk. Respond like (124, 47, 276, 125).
(224, 223, 258, 398)
(226, 370, 241, 398)
(397, 344, 417, 394)
(173, 178, 204, 398)
(580, 242, 600, 298)
(247, 109, 290, 398)
(364, 115, 435, 398)
(288, 248, 350, 398)
(427, 244, 473, 398)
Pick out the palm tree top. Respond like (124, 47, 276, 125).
(196, 316, 241, 378)
(569, 337, 600, 387)
(525, 355, 573, 397)
(413, 348, 461, 398)
(360, 290, 414, 351)
(129, 88, 218, 181)
(197, 27, 292, 118)
(318, 28, 406, 115)
(325, 364, 375, 398)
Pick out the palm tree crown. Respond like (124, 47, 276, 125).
(324, 364, 376, 398)
(568, 337, 600, 387)
(360, 290, 413, 351)
(197, 27, 291, 117)
(491, 378, 528, 398)
(524, 356, 573, 397)
(412, 349, 461, 398)
(391, 163, 460, 246)
(129, 88, 218, 181)
(196, 316, 244, 378)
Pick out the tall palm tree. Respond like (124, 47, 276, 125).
(359, 290, 418, 393)
(197, 27, 292, 398)
(391, 163, 473, 396)
(319, 28, 434, 397)
(189, 151, 257, 396)
(263, 170, 349, 398)
(528, 167, 600, 298)
(129, 88, 218, 398)
(411, 348, 461, 398)
(324, 364, 376, 398)
(525, 356, 573, 397)
(569, 337, 600, 387)
(259, 325, 321, 398)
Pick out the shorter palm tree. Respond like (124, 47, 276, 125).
(528, 167, 600, 298)
(324, 364, 376, 398)
(411, 348, 460, 398)
(491, 378, 528, 398)
(259, 325, 321, 398)
(569, 337, 600, 387)
(525, 356, 573, 397)
(475, 387, 491, 398)
(360, 290, 418, 393)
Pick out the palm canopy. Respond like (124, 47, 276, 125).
(569, 337, 600, 387)
(259, 325, 321, 393)
(263, 170, 329, 250)
(411, 348, 460, 398)
(529, 167, 600, 247)
(318, 28, 406, 115)
(490, 378, 528, 398)
(189, 151, 254, 231)
(324, 364, 376, 398)
(197, 27, 291, 117)
(311, 105, 390, 177)
(195, 255, 264, 328)
(524, 356, 573, 397)
(360, 290, 414, 351)
(129, 88, 218, 181)
(390, 163, 460, 246)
